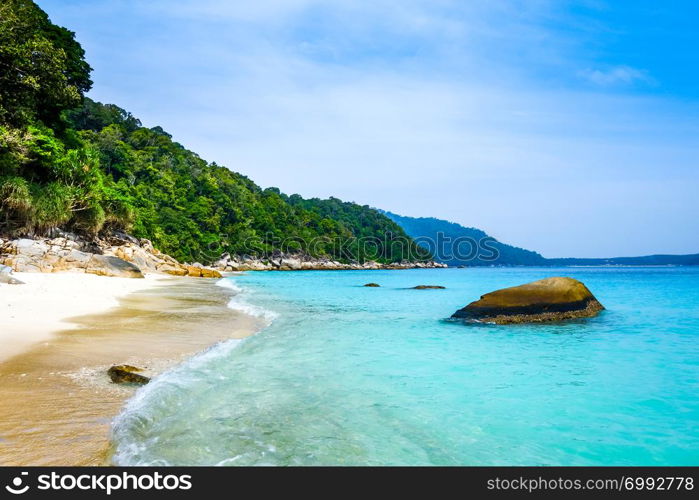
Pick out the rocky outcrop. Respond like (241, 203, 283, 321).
(0, 238, 144, 278)
(100, 234, 221, 278)
(364, 283, 380, 287)
(413, 285, 445, 289)
(451, 277, 604, 324)
(0, 264, 24, 285)
(212, 252, 448, 272)
(0, 232, 221, 278)
(107, 365, 150, 385)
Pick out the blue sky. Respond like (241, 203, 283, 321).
(38, 0, 699, 257)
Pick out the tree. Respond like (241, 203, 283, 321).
(0, 0, 92, 126)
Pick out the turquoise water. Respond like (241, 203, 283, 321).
(111, 268, 699, 465)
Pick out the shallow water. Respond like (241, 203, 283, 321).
(111, 267, 699, 465)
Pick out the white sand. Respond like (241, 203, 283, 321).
(0, 272, 165, 362)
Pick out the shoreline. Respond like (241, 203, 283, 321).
(0, 273, 263, 466)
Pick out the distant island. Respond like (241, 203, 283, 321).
(384, 212, 699, 267)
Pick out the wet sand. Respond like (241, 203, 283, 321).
(0, 276, 262, 466)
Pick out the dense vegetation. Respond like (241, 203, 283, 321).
(0, 0, 427, 264)
(383, 211, 547, 266)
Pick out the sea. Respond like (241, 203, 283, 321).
(110, 267, 699, 465)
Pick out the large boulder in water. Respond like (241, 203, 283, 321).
(451, 277, 604, 324)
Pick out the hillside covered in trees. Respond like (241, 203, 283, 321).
(0, 0, 427, 264)
(383, 211, 547, 266)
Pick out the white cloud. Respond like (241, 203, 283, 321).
(581, 65, 652, 86)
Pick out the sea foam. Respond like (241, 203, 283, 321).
(111, 335, 246, 466)
(216, 277, 278, 323)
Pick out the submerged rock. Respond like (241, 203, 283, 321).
(413, 285, 445, 289)
(108, 365, 151, 385)
(364, 283, 381, 287)
(451, 277, 604, 324)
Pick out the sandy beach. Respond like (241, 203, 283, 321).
(0, 272, 163, 363)
(0, 272, 262, 466)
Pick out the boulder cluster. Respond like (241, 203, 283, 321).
(102, 234, 220, 277)
(0, 237, 144, 278)
(0, 232, 221, 279)
(212, 252, 448, 272)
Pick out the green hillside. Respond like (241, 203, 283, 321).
(0, 0, 426, 264)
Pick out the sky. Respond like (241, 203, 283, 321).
(38, 0, 699, 258)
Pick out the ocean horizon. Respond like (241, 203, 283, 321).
(110, 267, 699, 466)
